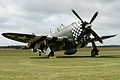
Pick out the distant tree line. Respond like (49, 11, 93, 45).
(0, 45, 120, 49)
(0, 45, 26, 49)
(87, 45, 120, 48)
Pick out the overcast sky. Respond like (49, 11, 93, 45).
(0, 0, 119, 46)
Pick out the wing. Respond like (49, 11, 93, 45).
(2, 33, 68, 43)
(2, 33, 69, 50)
(2, 33, 35, 43)
(77, 34, 116, 48)
(89, 34, 117, 43)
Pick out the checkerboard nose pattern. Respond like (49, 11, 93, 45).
(71, 23, 82, 41)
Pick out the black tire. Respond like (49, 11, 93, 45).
(91, 49, 99, 57)
(39, 53, 41, 56)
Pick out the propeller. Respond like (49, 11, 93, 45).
(71, 9, 103, 44)
(90, 29, 103, 43)
(71, 9, 84, 24)
(90, 12, 98, 24)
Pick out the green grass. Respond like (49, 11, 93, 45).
(0, 47, 120, 80)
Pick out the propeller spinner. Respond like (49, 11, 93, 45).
(71, 9, 103, 44)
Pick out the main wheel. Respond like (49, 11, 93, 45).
(91, 48, 99, 57)
(39, 53, 41, 56)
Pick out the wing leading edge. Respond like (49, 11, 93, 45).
(2, 33, 68, 43)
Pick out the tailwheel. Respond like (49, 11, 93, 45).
(91, 48, 99, 57)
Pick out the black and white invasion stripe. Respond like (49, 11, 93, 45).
(27, 36, 67, 49)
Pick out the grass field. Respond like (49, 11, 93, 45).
(0, 47, 120, 80)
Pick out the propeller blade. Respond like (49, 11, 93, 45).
(90, 29, 103, 43)
(71, 9, 84, 23)
(90, 12, 98, 24)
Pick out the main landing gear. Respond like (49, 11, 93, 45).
(45, 47, 56, 59)
(91, 42, 100, 57)
(91, 48, 99, 57)
(48, 50, 56, 59)
(38, 49, 56, 58)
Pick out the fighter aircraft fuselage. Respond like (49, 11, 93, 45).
(50, 23, 74, 39)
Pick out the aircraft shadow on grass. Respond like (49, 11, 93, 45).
(30, 55, 120, 59)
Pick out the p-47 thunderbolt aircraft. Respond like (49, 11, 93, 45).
(2, 9, 116, 58)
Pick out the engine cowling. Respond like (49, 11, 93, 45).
(64, 48, 77, 55)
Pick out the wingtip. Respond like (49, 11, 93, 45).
(115, 34, 117, 36)
(2, 33, 6, 37)
(111, 34, 117, 37)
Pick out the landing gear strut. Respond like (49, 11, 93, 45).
(91, 42, 99, 57)
(46, 47, 56, 59)
(48, 50, 54, 57)
(48, 50, 56, 59)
